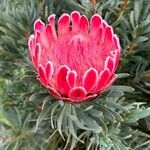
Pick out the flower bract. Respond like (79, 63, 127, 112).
(28, 11, 121, 103)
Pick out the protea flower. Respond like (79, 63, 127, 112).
(28, 11, 121, 103)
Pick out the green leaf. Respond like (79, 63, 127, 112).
(138, 20, 150, 29)
(68, 118, 83, 143)
(104, 101, 130, 113)
(134, 0, 141, 25)
(125, 108, 150, 123)
(107, 90, 124, 99)
(68, 114, 95, 131)
(130, 11, 135, 29)
(76, 107, 102, 133)
(57, 103, 67, 140)
(90, 114, 108, 133)
(88, 109, 103, 117)
(116, 73, 129, 79)
(87, 137, 95, 150)
(42, 96, 50, 110)
(135, 36, 148, 44)
(106, 108, 124, 122)
(84, 105, 94, 111)
(0, 104, 14, 129)
(70, 137, 78, 150)
(94, 105, 115, 123)
(35, 106, 51, 131)
(50, 102, 60, 129)
(0, 130, 11, 136)
(0, 26, 7, 33)
(28, 92, 49, 102)
(109, 85, 135, 92)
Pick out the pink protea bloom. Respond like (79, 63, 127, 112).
(28, 11, 121, 103)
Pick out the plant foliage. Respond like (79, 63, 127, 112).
(0, 0, 150, 149)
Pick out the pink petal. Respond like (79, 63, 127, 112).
(79, 15, 89, 34)
(69, 86, 87, 101)
(45, 25, 54, 43)
(113, 34, 121, 50)
(90, 14, 102, 28)
(82, 94, 97, 102)
(28, 35, 34, 50)
(71, 11, 81, 32)
(95, 68, 110, 92)
(48, 14, 57, 39)
(58, 13, 70, 37)
(66, 70, 77, 88)
(46, 61, 54, 81)
(28, 35, 35, 57)
(56, 65, 70, 95)
(101, 21, 107, 43)
(34, 44, 41, 69)
(34, 19, 45, 31)
(105, 74, 117, 90)
(35, 31, 41, 44)
(35, 29, 50, 49)
(48, 86, 61, 99)
(110, 50, 116, 57)
(105, 56, 114, 74)
(90, 14, 102, 37)
(82, 68, 98, 92)
(48, 14, 56, 26)
(110, 50, 120, 71)
(102, 20, 108, 28)
(103, 26, 113, 51)
(28, 36, 36, 68)
(38, 64, 47, 86)
(114, 50, 120, 70)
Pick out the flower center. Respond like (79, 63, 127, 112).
(52, 33, 104, 78)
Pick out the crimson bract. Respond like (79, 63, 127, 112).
(28, 11, 121, 103)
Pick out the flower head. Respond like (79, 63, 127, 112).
(28, 11, 121, 103)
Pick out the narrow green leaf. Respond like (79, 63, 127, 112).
(87, 137, 95, 150)
(42, 96, 50, 110)
(70, 137, 78, 150)
(57, 104, 67, 140)
(134, 0, 141, 25)
(116, 73, 129, 79)
(109, 85, 135, 92)
(28, 92, 48, 102)
(0, 26, 7, 33)
(90, 114, 108, 133)
(76, 108, 102, 133)
(106, 108, 124, 122)
(139, 20, 150, 29)
(125, 108, 150, 123)
(68, 119, 83, 143)
(0, 104, 14, 129)
(68, 114, 93, 131)
(35, 107, 51, 131)
(84, 105, 94, 111)
(0, 130, 11, 136)
(108, 90, 124, 99)
(104, 101, 130, 113)
(130, 11, 135, 28)
(50, 103, 60, 129)
(12, 141, 20, 150)
(135, 36, 148, 44)
(94, 105, 115, 123)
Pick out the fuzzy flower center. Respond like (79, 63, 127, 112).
(52, 33, 103, 77)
